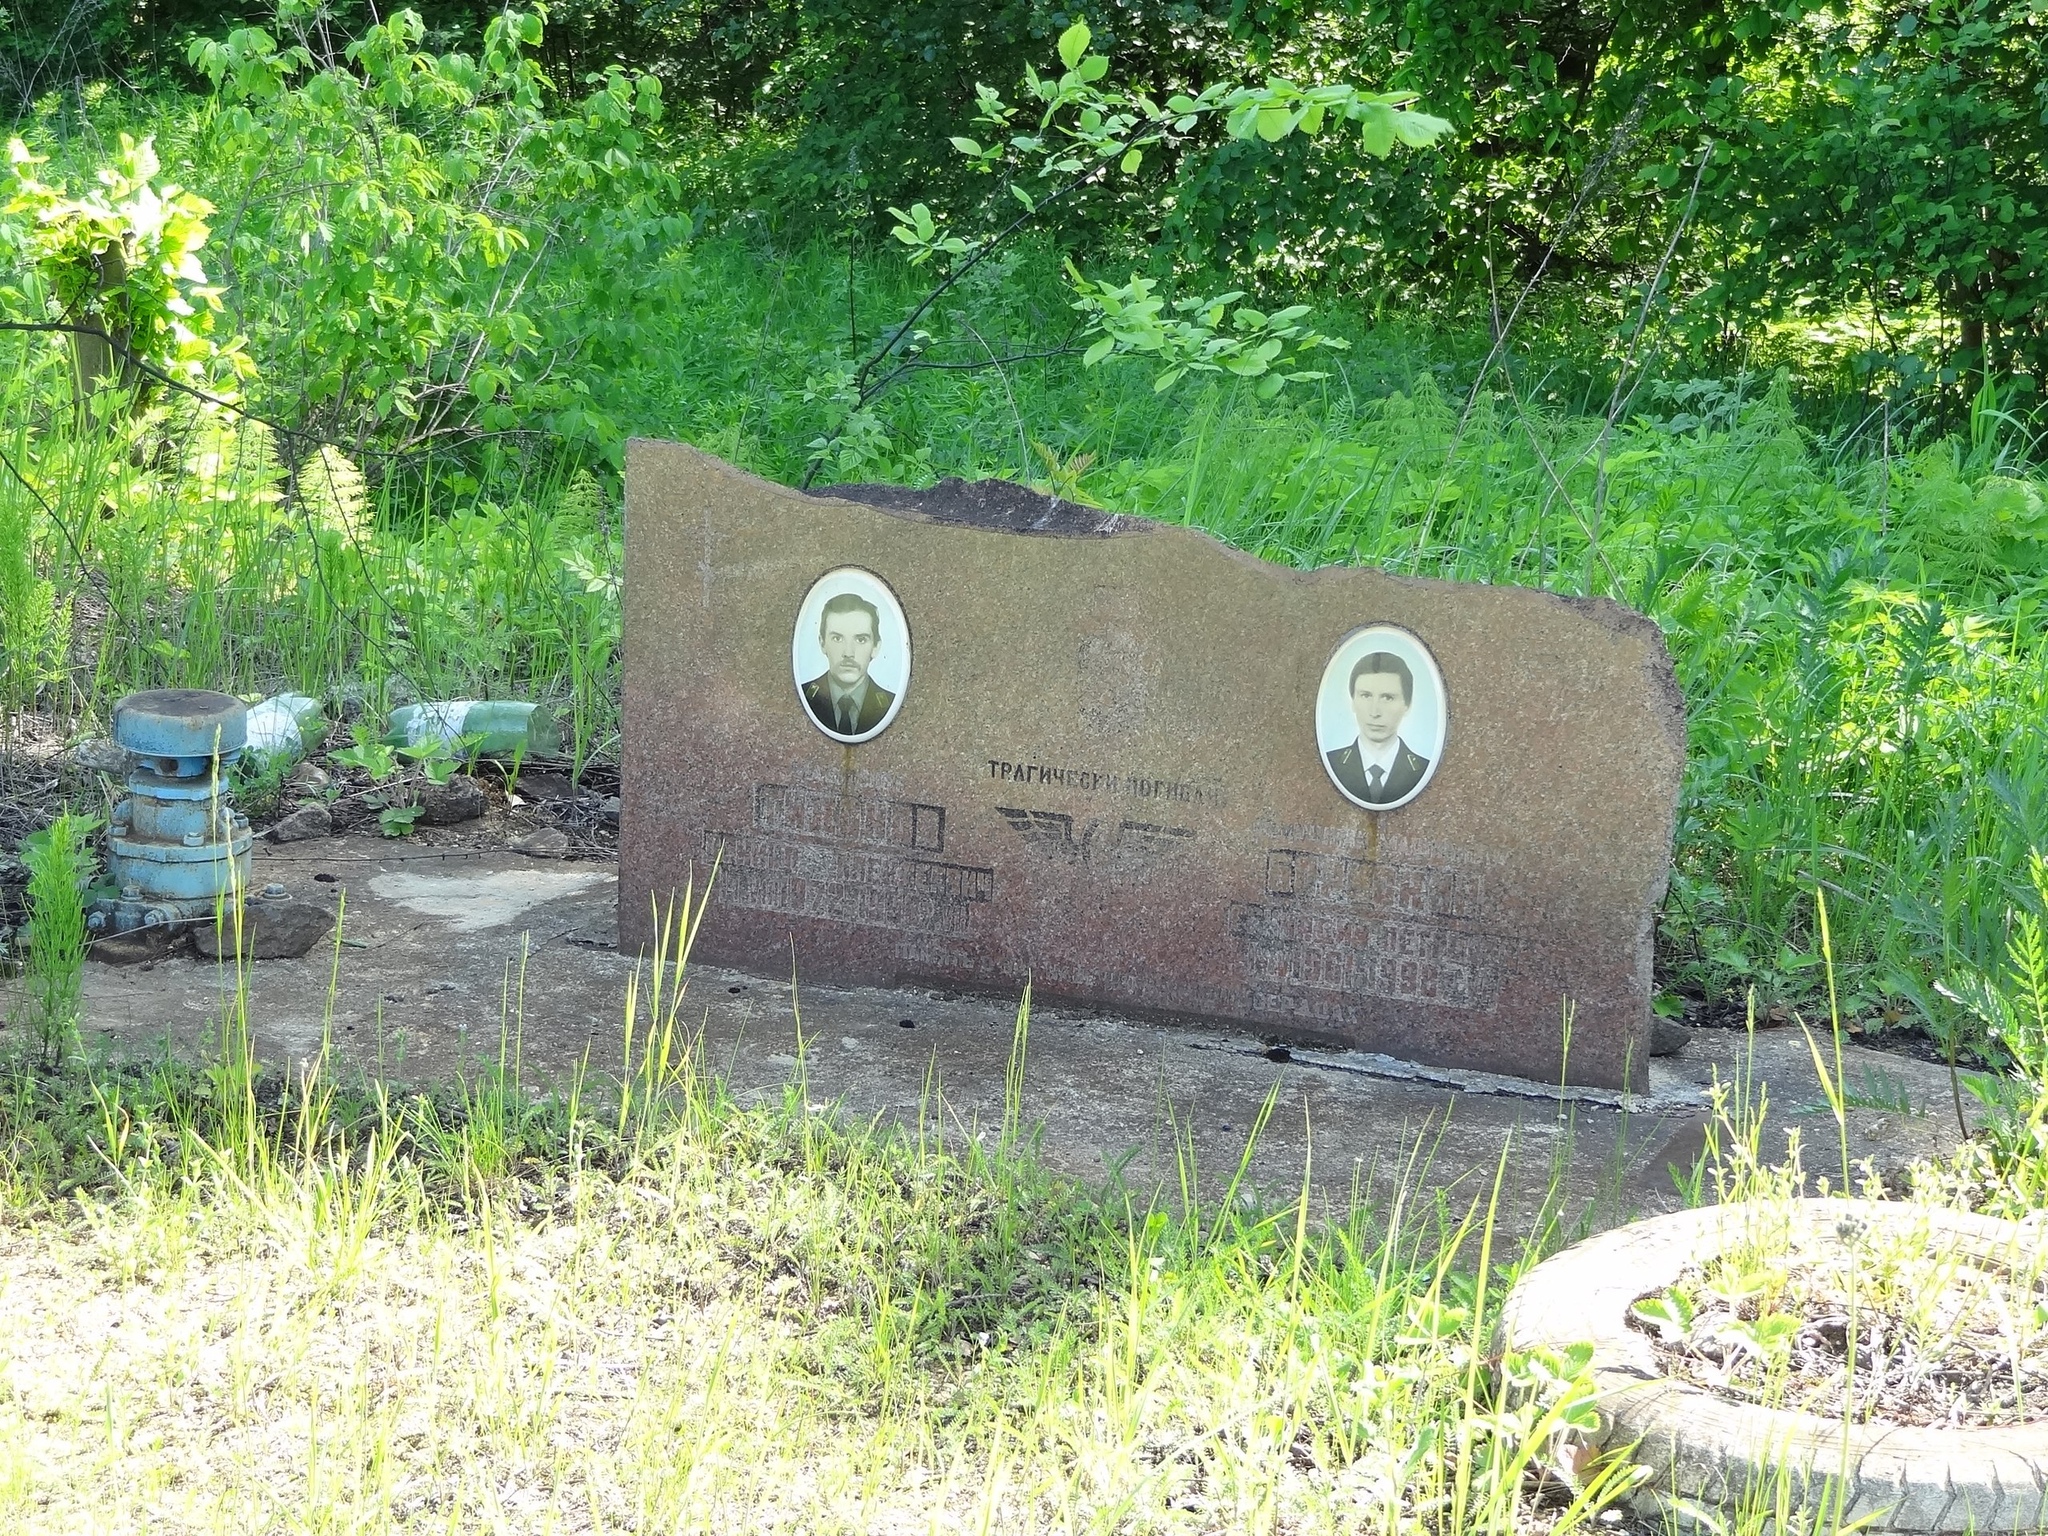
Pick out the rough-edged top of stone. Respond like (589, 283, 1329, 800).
(811, 476, 1142, 538)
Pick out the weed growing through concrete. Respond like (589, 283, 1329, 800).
(17, 809, 89, 1069)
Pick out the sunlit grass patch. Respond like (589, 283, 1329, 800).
(0, 919, 1627, 1535)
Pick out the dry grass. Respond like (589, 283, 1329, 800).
(0, 1167, 1017, 1531)
(1636, 1220, 2048, 1428)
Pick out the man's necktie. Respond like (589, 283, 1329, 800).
(837, 698, 853, 734)
(1368, 764, 1385, 798)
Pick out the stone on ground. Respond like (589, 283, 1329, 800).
(419, 773, 487, 825)
(269, 804, 333, 842)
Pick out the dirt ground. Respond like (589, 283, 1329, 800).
(0, 829, 1976, 1237)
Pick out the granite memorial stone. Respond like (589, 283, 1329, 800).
(621, 442, 1685, 1089)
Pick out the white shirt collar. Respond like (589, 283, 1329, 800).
(1356, 734, 1408, 774)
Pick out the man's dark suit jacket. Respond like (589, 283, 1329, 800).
(802, 674, 896, 737)
(1325, 737, 1430, 805)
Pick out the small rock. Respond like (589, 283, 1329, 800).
(599, 795, 622, 827)
(1647, 1014, 1692, 1057)
(511, 827, 570, 859)
(269, 804, 333, 843)
(289, 761, 330, 791)
(69, 737, 132, 775)
(419, 773, 487, 826)
(192, 894, 335, 960)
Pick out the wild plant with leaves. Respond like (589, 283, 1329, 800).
(17, 811, 91, 1069)
(807, 18, 1449, 481)
(2, 132, 245, 409)
(183, 4, 679, 460)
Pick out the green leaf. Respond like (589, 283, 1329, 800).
(1078, 54, 1108, 83)
(1120, 147, 1141, 174)
(1057, 21, 1091, 71)
(1082, 336, 1116, 366)
(378, 804, 422, 837)
(1358, 104, 1396, 157)
(949, 136, 983, 156)
(1010, 184, 1036, 212)
(1255, 105, 1291, 142)
(1391, 109, 1451, 148)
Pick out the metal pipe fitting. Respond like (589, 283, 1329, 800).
(92, 690, 255, 935)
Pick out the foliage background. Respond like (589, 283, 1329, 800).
(1, 0, 2045, 1064)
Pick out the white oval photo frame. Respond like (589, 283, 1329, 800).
(1315, 624, 1447, 811)
(791, 567, 911, 744)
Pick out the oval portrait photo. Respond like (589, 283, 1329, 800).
(791, 567, 911, 744)
(1315, 625, 1447, 811)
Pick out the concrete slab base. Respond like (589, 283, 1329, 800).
(4, 836, 1973, 1237)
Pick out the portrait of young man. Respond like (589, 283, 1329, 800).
(1325, 651, 1433, 806)
(800, 590, 896, 738)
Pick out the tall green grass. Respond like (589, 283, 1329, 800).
(0, 333, 621, 756)
(15, 809, 88, 1067)
(4, 180, 2045, 1055)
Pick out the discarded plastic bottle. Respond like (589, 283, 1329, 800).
(244, 693, 328, 760)
(383, 700, 561, 759)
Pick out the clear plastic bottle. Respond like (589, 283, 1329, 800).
(244, 693, 328, 759)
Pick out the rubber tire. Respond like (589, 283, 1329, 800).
(1499, 1199, 2048, 1533)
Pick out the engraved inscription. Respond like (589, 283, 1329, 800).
(755, 782, 945, 853)
(1229, 903, 1500, 1012)
(1264, 848, 1485, 922)
(708, 832, 992, 935)
(894, 930, 980, 972)
(705, 783, 985, 934)
(997, 806, 1079, 851)
(985, 758, 1219, 805)
(905, 857, 995, 902)
(1118, 820, 1198, 854)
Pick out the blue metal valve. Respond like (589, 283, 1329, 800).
(89, 690, 255, 935)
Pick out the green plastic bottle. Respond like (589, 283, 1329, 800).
(383, 700, 561, 758)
